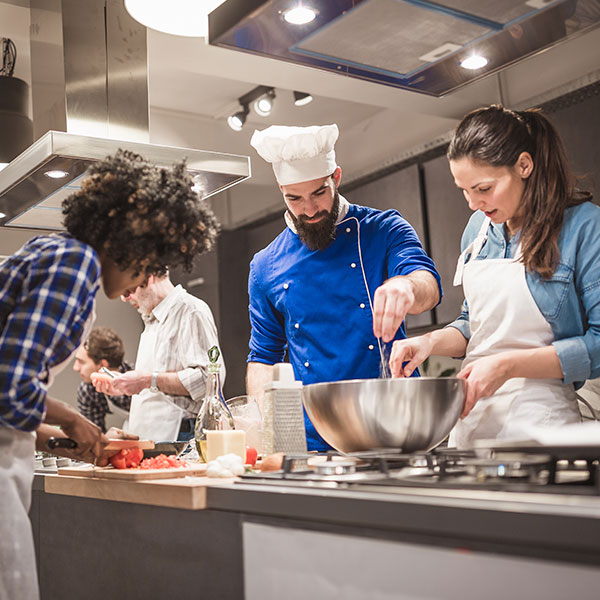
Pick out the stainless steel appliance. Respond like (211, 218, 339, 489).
(238, 445, 600, 496)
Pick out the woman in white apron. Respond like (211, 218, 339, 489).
(0, 150, 221, 600)
(389, 105, 600, 448)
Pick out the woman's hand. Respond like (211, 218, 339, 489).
(389, 335, 434, 377)
(458, 354, 513, 417)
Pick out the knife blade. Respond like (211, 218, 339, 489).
(46, 437, 155, 451)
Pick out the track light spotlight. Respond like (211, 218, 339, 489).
(293, 91, 313, 106)
(226, 85, 274, 130)
(227, 105, 249, 132)
(253, 89, 276, 117)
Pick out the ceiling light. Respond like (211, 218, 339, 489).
(124, 0, 226, 37)
(0, 212, 6, 219)
(0, 163, 8, 172)
(283, 5, 317, 25)
(253, 89, 276, 117)
(226, 85, 275, 130)
(293, 91, 313, 106)
(227, 107, 249, 132)
(460, 55, 488, 70)
(44, 170, 69, 179)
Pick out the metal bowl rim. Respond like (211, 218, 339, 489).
(303, 377, 464, 390)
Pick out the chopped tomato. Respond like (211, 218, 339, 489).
(139, 454, 188, 469)
(245, 445, 258, 467)
(108, 447, 144, 469)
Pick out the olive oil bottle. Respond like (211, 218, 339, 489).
(194, 346, 234, 462)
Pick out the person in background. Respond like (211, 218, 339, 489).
(0, 149, 219, 600)
(246, 124, 441, 451)
(73, 327, 133, 433)
(390, 105, 600, 448)
(93, 272, 225, 442)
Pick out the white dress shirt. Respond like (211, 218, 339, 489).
(128, 285, 225, 441)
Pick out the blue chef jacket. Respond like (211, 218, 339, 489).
(248, 200, 442, 451)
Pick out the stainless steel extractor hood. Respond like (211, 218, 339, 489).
(0, 0, 250, 230)
(209, 0, 600, 97)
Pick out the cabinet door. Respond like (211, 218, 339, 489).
(422, 154, 472, 326)
(344, 164, 432, 330)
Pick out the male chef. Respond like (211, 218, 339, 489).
(94, 272, 225, 441)
(246, 124, 442, 451)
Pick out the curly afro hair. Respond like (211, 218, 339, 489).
(62, 149, 220, 276)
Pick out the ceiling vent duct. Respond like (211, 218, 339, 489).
(0, 0, 250, 230)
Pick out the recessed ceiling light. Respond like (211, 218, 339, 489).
(0, 212, 6, 219)
(460, 55, 488, 70)
(283, 6, 317, 25)
(44, 170, 69, 179)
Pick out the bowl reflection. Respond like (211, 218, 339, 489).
(302, 377, 466, 453)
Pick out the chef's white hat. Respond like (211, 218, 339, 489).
(250, 124, 339, 186)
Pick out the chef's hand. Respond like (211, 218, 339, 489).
(458, 354, 512, 417)
(389, 335, 434, 377)
(60, 412, 108, 459)
(373, 277, 415, 343)
(93, 428, 141, 467)
(93, 370, 151, 395)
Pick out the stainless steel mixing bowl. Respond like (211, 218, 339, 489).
(302, 377, 466, 453)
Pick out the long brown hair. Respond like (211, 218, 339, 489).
(447, 105, 592, 278)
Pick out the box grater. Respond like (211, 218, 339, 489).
(262, 363, 307, 455)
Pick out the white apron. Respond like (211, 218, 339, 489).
(0, 300, 96, 600)
(127, 321, 183, 441)
(449, 218, 580, 448)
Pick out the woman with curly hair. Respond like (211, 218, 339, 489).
(390, 105, 599, 448)
(0, 149, 219, 600)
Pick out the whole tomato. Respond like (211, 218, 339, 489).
(109, 447, 144, 469)
(245, 445, 258, 467)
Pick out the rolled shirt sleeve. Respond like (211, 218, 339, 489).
(174, 307, 225, 412)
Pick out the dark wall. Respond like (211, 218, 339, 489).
(218, 216, 286, 398)
(546, 89, 600, 200)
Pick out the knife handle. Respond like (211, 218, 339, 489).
(47, 437, 78, 450)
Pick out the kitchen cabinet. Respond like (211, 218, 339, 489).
(421, 154, 473, 326)
(344, 164, 433, 330)
(32, 472, 600, 600)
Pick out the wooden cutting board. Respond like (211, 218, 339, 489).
(58, 463, 207, 481)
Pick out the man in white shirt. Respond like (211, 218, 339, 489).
(94, 273, 225, 441)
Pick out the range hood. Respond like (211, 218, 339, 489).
(209, 0, 600, 97)
(0, 0, 250, 230)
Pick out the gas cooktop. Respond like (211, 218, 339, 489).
(238, 446, 600, 497)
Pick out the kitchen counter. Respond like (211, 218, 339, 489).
(32, 471, 600, 599)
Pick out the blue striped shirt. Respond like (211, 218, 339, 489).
(0, 233, 101, 431)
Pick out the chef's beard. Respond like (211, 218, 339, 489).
(289, 190, 340, 251)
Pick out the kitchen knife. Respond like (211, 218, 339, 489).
(46, 437, 155, 451)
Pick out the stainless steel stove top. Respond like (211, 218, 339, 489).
(238, 447, 600, 496)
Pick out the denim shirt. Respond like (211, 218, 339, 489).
(447, 201, 600, 387)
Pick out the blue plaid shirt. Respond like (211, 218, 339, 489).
(0, 233, 101, 431)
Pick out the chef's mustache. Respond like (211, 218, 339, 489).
(297, 210, 330, 223)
